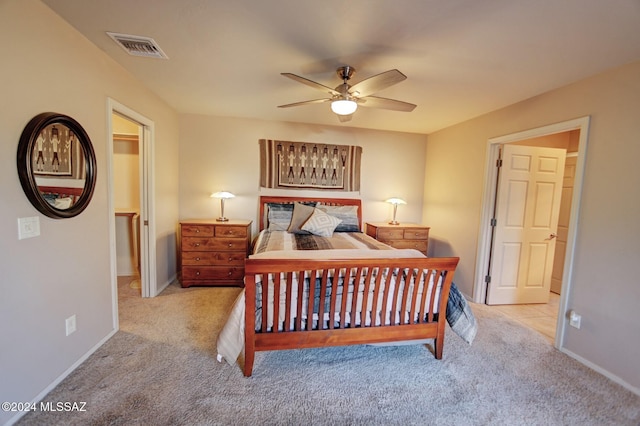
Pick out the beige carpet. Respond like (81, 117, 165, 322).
(16, 278, 640, 425)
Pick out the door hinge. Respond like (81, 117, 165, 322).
(485, 275, 491, 284)
(490, 218, 497, 227)
(144, 220, 149, 226)
(496, 159, 503, 168)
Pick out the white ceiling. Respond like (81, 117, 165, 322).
(42, 0, 640, 134)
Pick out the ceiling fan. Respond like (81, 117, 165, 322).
(278, 66, 416, 122)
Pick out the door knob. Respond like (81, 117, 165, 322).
(548, 233, 557, 240)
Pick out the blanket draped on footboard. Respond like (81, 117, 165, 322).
(216, 257, 477, 375)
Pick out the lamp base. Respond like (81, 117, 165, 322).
(216, 217, 229, 222)
(388, 220, 399, 225)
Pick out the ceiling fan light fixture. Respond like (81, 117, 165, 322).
(331, 99, 358, 115)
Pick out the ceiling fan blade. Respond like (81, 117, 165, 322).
(348, 69, 407, 98)
(281, 73, 340, 97)
(337, 114, 353, 123)
(278, 98, 331, 108)
(358, 96, 416, 112)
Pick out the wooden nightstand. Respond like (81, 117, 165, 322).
(366, 222, 430, 256)
(179, 219, 252, 287)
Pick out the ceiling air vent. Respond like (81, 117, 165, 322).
(106, 32, 168, 59)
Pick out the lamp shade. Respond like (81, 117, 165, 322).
(385, 197, 406, 225)
(211, 191, 235, 199)
(331, 99, 358, 115)
(385, 197, 407, 205)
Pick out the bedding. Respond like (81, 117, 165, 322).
(216, 195, 469, 376)
(217, 277, 475, 366)
(216, 230, 476, 367)
(252, 231, 436, 330)
(38, 185, 82, 209)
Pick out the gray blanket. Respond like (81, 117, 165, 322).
(446, 283, 477, 344)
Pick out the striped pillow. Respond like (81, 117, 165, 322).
(267, 203, 293, 231)
(317, 204, 360, 232)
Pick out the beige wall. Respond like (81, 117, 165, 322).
(0, 1, 179, 423)
(424, 61, 640, 392)
(178, 114, 428, 236)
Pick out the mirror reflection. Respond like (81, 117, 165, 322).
(32, 123, 86, 210)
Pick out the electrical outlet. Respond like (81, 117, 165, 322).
(65, 315, 77, 336)
(569, 310, 581, 329)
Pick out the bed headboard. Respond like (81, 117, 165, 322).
(38, 186, 83, 200)
(258, 196, 363, 232)
(37, 186, 84, 209)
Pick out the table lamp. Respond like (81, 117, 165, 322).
(211, 191, 235, 222)
(385, 197, 406, 225)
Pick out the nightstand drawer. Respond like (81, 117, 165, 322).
(377, 228, 405, 239)
(386, 240, 428, 252)
(215, 225, 248, 238)
(182, 266, 244, 281)
(403, 228, 429, 240)
(182, 251, 245, 265)
(182, 237, 248, 251)
(181, 224, 214, 237)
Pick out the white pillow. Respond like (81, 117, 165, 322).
(301, 208, 342, 237)
(54, 197, 73, 209)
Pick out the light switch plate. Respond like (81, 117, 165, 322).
(18, 217, 40, 240)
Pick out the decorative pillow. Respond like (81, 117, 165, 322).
(287, 202, 316, 234)
(266, 201, 317, 231)
(54, 197, 73, 209)
(317, 204, 360, 232)
(267, 203, 293, 231)
(42, 193, 57, 207)
(301, 208, 342, 237)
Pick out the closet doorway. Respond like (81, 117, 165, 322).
(112, 114, 142, 296)
(108, 99, 157, 330)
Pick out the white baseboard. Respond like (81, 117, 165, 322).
(155, 273, 176, 296)
(561, 347, 640, 397)
(6, 328, 118, 426)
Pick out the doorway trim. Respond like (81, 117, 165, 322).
(473, 116, 590, 348)
(107, 99, 157, 327)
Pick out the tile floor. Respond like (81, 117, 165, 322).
(489, 292, 560, 343)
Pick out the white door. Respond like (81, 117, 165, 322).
(486, 144, 566, 305)
(550, 155, 577, 294)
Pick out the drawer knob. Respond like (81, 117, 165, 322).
(195, 271, 200, 276)
(228, 271, 232, 276)
(195, 243, 200, 247)
(228, 257, 233, 261)
(228, 243, 233, 248)
(195, 257, 200, 261)
(196, 229, 200, 233)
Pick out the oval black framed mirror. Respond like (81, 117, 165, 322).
(17, 112, 97, 219)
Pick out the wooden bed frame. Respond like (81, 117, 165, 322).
(242, 196, 459, 376)
(38, 186, 83, 203)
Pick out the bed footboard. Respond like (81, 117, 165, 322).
(243, 257, 459, 376)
